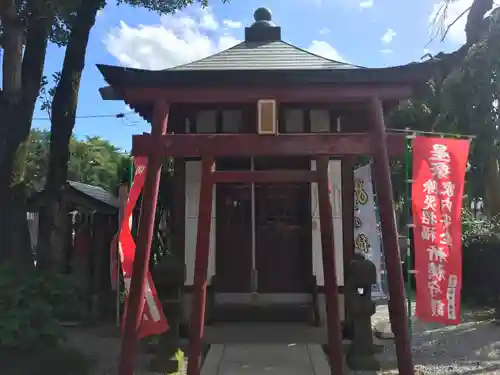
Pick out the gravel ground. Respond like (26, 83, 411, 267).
(348, 302, 500, 375)
(67, 303, 500, 375)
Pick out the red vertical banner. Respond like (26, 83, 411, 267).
(119, 157, 168, 338)
(412, 136, 469, 324)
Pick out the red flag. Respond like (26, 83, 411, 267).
(412, 136, 469, 324)
(119, 157, 168, 338)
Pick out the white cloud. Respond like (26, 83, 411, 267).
(307, 40, 346, 62)
(359, 0, 374, 9)
(223, 19, 242, 29)
(319, 27, 331, 35)
(380, 49, 392, 54)
(381, 28, 396, 44)
(199, 11, 219, 30)
(103, 6, 241, 70)
(104, 6, 347, 70)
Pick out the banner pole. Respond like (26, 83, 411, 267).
(117, 157, 134, 328)
(404, 129, 413, 337)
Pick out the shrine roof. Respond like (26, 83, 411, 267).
(167, 39, 357, 71)
(97, 7, 438, 98)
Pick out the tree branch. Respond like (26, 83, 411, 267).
(441, 6, 472, 41)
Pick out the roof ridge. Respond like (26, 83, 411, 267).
(279, 40, 365, 69)
(68, 180, 107, 191)
(166, 41, 245, 71)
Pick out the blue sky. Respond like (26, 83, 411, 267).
(32, 0, 472, 151)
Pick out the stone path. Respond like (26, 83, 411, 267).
(201, 343, 330, 375)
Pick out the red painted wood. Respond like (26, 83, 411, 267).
(341, 157, 355, 326)
(118, 100, 169, 375)
(369, 98, 414, 374)
(187, 156, 215, 375)
(213, 170, 318, 183)
(172, 158, 186, 276)
(316, 156, 345, 374)
(131, 133, 406, 158)
(123, 85, 412, 104)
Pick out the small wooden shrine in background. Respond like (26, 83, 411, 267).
(27, 180, 119, 315)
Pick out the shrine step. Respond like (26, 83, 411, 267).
(210, 303, 312, 323)
(203, 323, 327, 344)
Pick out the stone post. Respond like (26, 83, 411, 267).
(345, 253, 380, 371)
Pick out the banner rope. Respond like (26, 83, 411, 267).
(388, 127, 476, 139)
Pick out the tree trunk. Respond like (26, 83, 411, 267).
(0, 4, 49, 266)
(484, 154, 500, 217)
(36, 0, 102, 271)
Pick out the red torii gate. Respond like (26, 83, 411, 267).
(115, 91, 414, 375)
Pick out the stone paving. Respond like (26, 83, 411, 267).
(201, 343, 330, 375)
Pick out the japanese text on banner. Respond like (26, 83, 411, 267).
(353, 164, 386, 300)
(412, 137, 469, 324)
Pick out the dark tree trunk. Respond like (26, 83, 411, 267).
(36, 0, 102, 270)
(0, 9, 49, 266)
(435, 0, 494, 75)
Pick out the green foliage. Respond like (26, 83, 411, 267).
(462, 208, 500, 242)
(118, 0, 231, 14)
(39, 72, 61, 117)
(68, 135, 127, 193)
(24, 129, 129, 194)
(389, 9, 500, 210)
(461, 209, 500, 306)
(32, 272, 86, 321)
(0, 265, 86, 352)
(0, 266, 64, 351)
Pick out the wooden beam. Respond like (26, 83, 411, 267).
(131, 133, 406, 158)
(213, 170, 318, 183)
(369, 97, 414, 374)
(118, 99, 169, 375)
(124, 85, 412, 104)
(341, 156, 355, 332)
(316, 156, 345, 374)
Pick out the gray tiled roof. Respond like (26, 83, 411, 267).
(168, 41, 360, 71)
(68, 180, 119, 208)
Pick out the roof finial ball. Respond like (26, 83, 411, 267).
(254, 7, 272, 22)
(250, 7, 275, 28)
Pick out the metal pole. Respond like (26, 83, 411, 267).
(404, 129, 413, 337)
(250, 157, 257, 295)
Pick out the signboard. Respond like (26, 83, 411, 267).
(353, 164, 386, 300)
